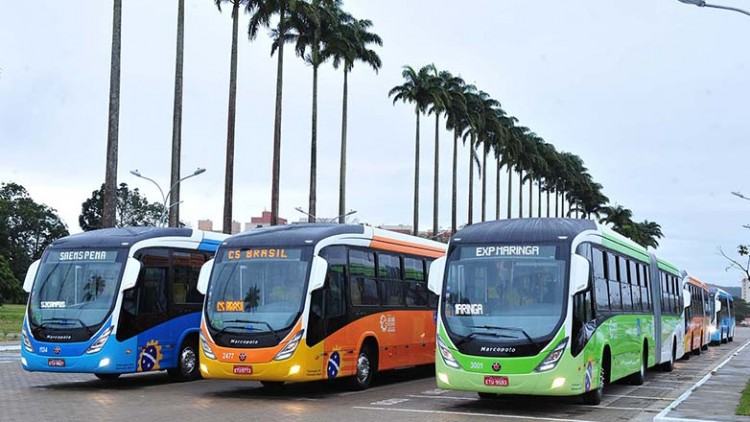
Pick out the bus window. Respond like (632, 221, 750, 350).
(171, 251, 207, 309)
(629, 260, 641, 312)
(404, 257, 425, 281)
(378, 253, 404, 306)
(349, 249, 378, 306)
(606, 252, 622, 312)
(618, 257, 633, 312)
(592, 248, 610, 312)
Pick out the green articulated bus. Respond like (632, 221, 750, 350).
(427, 218, 689, 405)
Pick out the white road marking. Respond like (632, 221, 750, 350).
(0, 345, 20, 352)
(603, 393, 678, 401)
(654, 339, 750, 422)
(353, 406, 597, 422)
(370, 398, 410, 406)
(408, 394, 474, 401)
(420, 388, 447, 395)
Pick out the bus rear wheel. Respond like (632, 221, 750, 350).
(347, 343, 376, 391)
(661, 341, 675, 372)
(628, 348, 646, 385)
(581, 361, 605, 405)
(95, 373, 121, 381)
(168, 338, 201, 382)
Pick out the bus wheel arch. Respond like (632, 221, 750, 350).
(348, 336, 378, 391)
(662, 337, 676, 372)
(602, 345, 612, 386)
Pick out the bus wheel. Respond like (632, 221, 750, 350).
(168, 338, 201, 382)
(701, 333, 709, 351)
(662, 341, 675, 372)
(478, 392, 498, 399)
(348, 343, 376, 391)
(629, 348, 646, 385)
(95, 373, 121, 381)
(693, 336, 701, 356)
(721, 330, 728, 344)
(581, 362, 604, 405)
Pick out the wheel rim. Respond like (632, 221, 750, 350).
(181, 347, 197, 376)
(356, 352, 371, 384)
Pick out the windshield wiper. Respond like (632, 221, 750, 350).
(40, 317, 93, 335)
(469, 325, 536, 346)
(220, 319, 281, 343)
(454, 331, 516, 347)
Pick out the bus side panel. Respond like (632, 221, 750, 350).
(133, 311, 201, 372)
(597, 315, 654, 382)
(660, 315, 682, 362)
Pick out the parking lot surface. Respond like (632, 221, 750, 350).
(1, 329, 748, 422)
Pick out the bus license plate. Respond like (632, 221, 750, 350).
(48, 359, 65, 367)
(233, 365, 253, 375)
(484, 376, 508, 387)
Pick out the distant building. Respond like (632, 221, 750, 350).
(231, 220, 241, 234)
(245, 211, 287, 230)
(197, 219, 214, 232)
(378, 224, 412, 235)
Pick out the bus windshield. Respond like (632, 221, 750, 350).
(442, 244, 567, 344)
(205, 247, 311, 334)
(29, 249, 124, 331)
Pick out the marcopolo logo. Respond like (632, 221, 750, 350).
(454, 304, 483, 316)
(229, 338, 259, 346)
(480, 346, 517, 354)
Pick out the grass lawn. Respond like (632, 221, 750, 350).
(738, 380, 750, 416)
(0, 304, 25, 338)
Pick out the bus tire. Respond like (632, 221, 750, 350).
(581, 358, 605, 405)
(701, 332, 709, 351)
(661, 340, 675, 372)
(348, 342, 376, 391)
(95, 373, 121, 381)
(168, 337, 201, 382)
(721, 330, 728, 344)
(629, 347, 646, 385)
(693, 336, 701, 356)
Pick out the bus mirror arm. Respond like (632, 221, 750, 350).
(120, 258, 142, 291)
(23, 260, 41, 293)
(683, 289, 691, 309)
(308, 256, 328, 292)
(197, 259, 215, 295)
(570, 255, 590, 295)
(428, 256, 446, 295)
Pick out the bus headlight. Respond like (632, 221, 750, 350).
(86, 326, 113, 354)
(274, 331, 304, 361)
(22, 329, 33, 353)
(535, 337, 568, 372)
(200, 333, 216, 360)
(437, 337, 461, 369)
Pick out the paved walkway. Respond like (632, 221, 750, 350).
(656, 337, 750, 421)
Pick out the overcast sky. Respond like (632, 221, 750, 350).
(1, 0, 749, 287)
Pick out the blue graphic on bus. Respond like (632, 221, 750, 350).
(327, 351, 341, 379)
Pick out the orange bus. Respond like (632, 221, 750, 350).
(683, 276, 711, 357)
(195, 224, 446, 390)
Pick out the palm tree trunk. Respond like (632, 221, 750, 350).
(518, 169, 523, 218)
(495, 160, 500, 220)
(451, 130, 458, 233)
(169, 0, 185, 228)
(507, 167, 512, 219)
(528, 176, 532, 218)
(546, 188, 550, 218)
(537, 179, 542, 218)
(481, 142, 488, 222)
(307, 64, 319, 223)
(103, 0, 122, 228)
(222, 0, 239, 234)
(270, 7, 286, 226)
(337, 69, 349, 224)
(433, 112, 439, 236)
(555, 189, 559, 218)
(413, 109, 420, 236)
(467, 138, 474, 225)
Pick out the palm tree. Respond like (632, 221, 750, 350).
(247, 0, 301, 226)
(503, 125, 526, 219)
(599, 205, 633, 229)
(426, 69, 449, 235)
(169, 0, 186, 228)
(102, 0, 122, 228)
(442, 74, 467, 233)
(389, 65, 440, 235)
(289, 0, 338, 222)
(323, 14, 382, 223)
(215, 0, 243, 233)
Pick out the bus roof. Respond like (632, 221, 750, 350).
(451, 218, 596, 245)
(50, 227, 216, 249)
(686, 275, 709, 290)
(710, 287, 733, 299)
(224, 224, 366, 248)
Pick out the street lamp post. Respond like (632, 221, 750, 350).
(130, 167, 206, 227)
(677, 0, 750, 17)
(294, 207, 356, 224)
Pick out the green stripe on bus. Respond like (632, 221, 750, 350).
(601, 234, 650, 263)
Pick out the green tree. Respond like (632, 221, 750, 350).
(323, 13, 382, 223)
(734, 298, 750, 324)
(0, 255, 22, 305)
(389, 64, 440, 235)
(79, 183, 166, 231)
(0, 183, 69, 291)
(215, 0, 245, 233)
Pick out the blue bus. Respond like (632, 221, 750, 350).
(709, 287, 735, 345)
(20, 227, 227, 381)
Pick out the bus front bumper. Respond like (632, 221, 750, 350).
(21, 347, 135, 374)
(435, 357, 588, 397)
(199, 349, 323, 383)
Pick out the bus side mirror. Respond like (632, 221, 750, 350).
(715, 299, 722, 313)
(683, 289, 691, 309)
(197, 259, 214, 295)
(570, 255, 590, 295)
(120, 258, 142, 291)
(23, 260, 41, 293)
(428, 256, 446, 295)
(308, 256, 328, 292)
